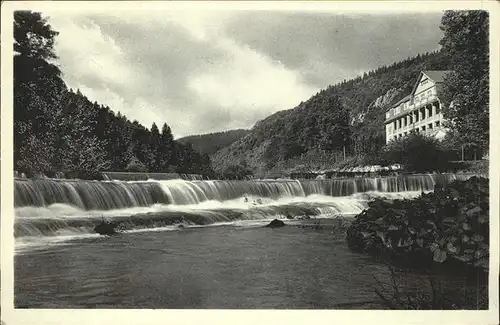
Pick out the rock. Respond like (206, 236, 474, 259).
(94, 221, 118, 236)
(266, 219, 285, 228)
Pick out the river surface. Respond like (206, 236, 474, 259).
(13, 174, 473, 308)
(16, 221, 391, 308)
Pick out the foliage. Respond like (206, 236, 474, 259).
(14, 10, 66, 174)
(14, 11, 215, 178)
(383, 133, 452, 172)
(439, 11, 489, 154)
(178, 129, 250, 156)
(346, 177, 489, 270)
(125, 156, 148, 173)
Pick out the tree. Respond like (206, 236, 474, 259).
(54, 90, 111, 178)
(158, 123, 174, 171)
(149, 123, 162, 171)
(14, 11, 67, 173)
(439, 11, 489, 156)
(125, 155, 148, 173)
(220, 163, 253, 180)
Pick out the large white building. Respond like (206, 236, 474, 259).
(384, 70, 452, 144)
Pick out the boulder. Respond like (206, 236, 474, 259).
(94, 221, 119, 236)
(266, 219, 285, 228)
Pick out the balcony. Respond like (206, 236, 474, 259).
(385, 94, 439, 123)
(390, 115, 443, 135)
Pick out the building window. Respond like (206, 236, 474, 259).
(428, 106, 433, 117)
(398, 119, 402, 129)
(435, 121, 440, 128)
(422, 125, 426, 131)
(404, 132, 407, 136)
(409, 115, 413, 124)
(404, 117, 407, 127)
(415, 113, 419, 122)
(428, 123, 433, 130)
(435, 103, 441, 114)
(393, 121, 397, 130)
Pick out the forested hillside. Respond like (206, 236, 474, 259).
(178, 129, 250, 156)
(14, 11, 214, 179)
(212, 51, 452, 177)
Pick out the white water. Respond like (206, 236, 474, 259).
(13, 174, 474, 253)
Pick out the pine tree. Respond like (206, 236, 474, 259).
(150, 123, 161, 171)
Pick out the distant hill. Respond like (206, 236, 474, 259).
(211, 51, 452, 178)
(178, 129, 250, 156)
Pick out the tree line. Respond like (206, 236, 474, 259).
(14, 11, 215, 179)
(178, 129, 250, 156)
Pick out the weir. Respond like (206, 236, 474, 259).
(13, 173, 475, 241)
(14, 173, 473, 210)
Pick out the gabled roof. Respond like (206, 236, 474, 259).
(391, 94, 411, 108)
(410, 70, 454, 98)
(422, 70, 454, 84)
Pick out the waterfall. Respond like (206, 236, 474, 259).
(14, 173, 473, 210)
(13, 173, 477, 246)
(14, 179, 170, 210)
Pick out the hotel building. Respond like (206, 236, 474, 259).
(384, 70, 452, 144)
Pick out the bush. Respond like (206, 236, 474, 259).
(125, 156, 148, 173)
(383, 133, 452, 172)
(346, 177, 489, 270)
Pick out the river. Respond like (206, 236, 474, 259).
(14, 173, 473, 308)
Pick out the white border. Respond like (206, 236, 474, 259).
(2, 2, 499, 325)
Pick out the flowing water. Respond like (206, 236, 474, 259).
(13, 173, 473, 308)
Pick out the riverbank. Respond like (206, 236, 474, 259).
(345, 176, 490, 309)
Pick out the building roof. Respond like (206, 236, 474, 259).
(409, 70, 454, 99)
(391, 94, 411, 108)
(422, 70, 454, 83)
(386, 70, 454, 112)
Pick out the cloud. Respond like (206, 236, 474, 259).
(44, 10, 443, 138)
(187, 38, 317, 130)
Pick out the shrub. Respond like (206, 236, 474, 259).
(383, 133, 452, 172)
(125, 156, 148, 173)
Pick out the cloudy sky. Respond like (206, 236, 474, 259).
(45, 10, 444, 138)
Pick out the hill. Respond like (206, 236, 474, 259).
(211, 51, 452, 178)
(178, 129, 250, 156)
